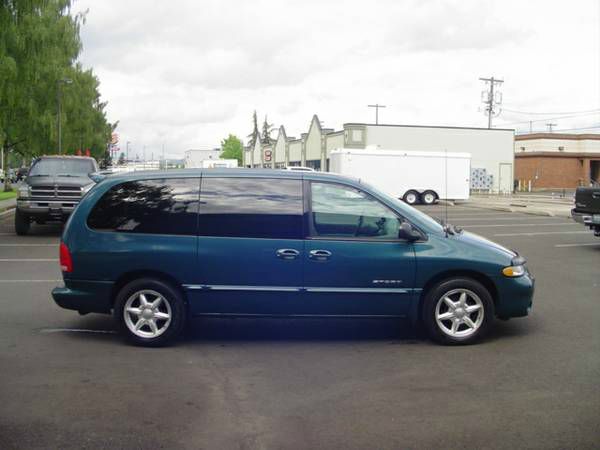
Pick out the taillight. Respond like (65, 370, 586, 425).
(59, 242, 73, 273)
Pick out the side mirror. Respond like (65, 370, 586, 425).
(88, 172, 106, 183)
(398, 222, 422, 241)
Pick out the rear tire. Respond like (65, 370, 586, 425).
(114, 278, 186, 347)
(403, 190, 420, 205)
(15, 209, 30, 236)
(420, 190, 438, 205)
(422, 278, 494, 345)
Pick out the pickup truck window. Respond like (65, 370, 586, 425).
(29, 159, 96, 176)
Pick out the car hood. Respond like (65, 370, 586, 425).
(26, 175, 93, 187)
(454, 230, 517, 260)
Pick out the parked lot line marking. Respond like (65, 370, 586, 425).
(0, 279, 61, 282)
(39, 328, 116, 335)
(0, 258, 57, 262)
(494, 231, 589, 237)
(461, 222, 575, 228)
(554, 243, 600, 248)
(0, 244, 57, 247)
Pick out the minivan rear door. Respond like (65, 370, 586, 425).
(188, 175, 305, 315)
(302, 180, 417, 316)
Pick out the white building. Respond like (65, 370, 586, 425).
(184, 149, 222, 168)
(244, 115, 515, 193)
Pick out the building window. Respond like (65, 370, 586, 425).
(305, 160, 321, 170)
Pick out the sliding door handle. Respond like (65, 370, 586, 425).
(309, 249, 332, 261)
(276, 248, 300, 260)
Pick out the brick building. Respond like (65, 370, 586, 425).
(514, 133, 600, 190)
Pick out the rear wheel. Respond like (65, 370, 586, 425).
(420, 190, 437, 205)
(114, 278, 186, 347)
(403, 190, 420, 205)
(422, 278, 494, 345)
(14, 209, 30, 235)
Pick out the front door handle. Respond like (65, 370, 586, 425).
(276, 248, 300, 260)
(309, 249, 332, 261)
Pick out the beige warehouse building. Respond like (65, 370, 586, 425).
(244, 115, 515, 193)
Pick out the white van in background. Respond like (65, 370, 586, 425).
(329, 148, 471, 205)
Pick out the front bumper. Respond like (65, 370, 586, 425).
(494, 271, 535, 319)
(17, 199, 78, 218)
(52, 280, 114, 314)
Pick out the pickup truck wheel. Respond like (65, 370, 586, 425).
(422, 278, 494, 345)
(14, 209, 31, 236)
(420, 190, 438, 205)
(114, 278, 186, 347)
(403, 190, 420, 205)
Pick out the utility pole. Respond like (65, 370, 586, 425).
(546, 123, 557, 132)
(479, 77, 503, 129)
(56, 78, 73, 154)
(126, 141, 131, 163)
(367, 104, 386, 125)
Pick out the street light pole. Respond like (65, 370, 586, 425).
(57, 78, 73, 154)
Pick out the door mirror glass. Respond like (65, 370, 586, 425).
(398, 222, 422, 241)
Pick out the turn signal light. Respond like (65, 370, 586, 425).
(502, 265, 525, 277)
(59, 242, 73, 273)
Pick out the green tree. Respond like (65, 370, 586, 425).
(220, 134, 243, 166)
(0, 0, 115, 191)
(261, 115, 275, 144)
(247, 110, 259, 148)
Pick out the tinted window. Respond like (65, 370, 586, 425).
(310, 182, 401, 239)
(199, 177, 303, 239)
(87, 178, 199, 235)
(29, 158, 95, 176)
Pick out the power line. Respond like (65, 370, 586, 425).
(502, 107, 600, 115)
(479, 77, 503, 129)
(496, 111, 600, 127)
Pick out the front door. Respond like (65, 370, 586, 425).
(302, 181, 417, 316)
(189, 176, 305, 315)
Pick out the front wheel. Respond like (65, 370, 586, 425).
(14, 209, 31, 235)
(403, 190, 420, 205)
(114, 278, 186, 347)
(422, 278, 494, 345)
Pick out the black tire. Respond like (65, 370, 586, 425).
(14, 209, 30, 236)
(403, 190, 420, 205)
(420, 190, 438, 205)
(114, 278, 186, 347)
(422, 278, 494, 345)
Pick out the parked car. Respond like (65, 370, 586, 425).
(52, 169, 534, 346)
(16, 167, 28, 181)
(572, 184, 600, 237)
(15, 155, 99, 235)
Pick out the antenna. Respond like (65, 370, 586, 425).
(444, 148, 449, 237)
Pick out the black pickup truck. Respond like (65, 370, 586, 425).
(572, 186, 600, 237)
(15, 155, 99, 235)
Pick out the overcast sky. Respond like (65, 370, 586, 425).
(74, 0, 600, 159)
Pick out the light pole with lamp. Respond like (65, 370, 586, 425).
(57, 78, 73, 154)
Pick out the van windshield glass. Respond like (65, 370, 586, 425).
(29, 159, 94, 177)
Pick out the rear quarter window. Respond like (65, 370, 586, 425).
(87, 178, 199, 235)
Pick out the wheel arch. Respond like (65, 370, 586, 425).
(110, 270, 188, 308)
(414, 269, 498, 322)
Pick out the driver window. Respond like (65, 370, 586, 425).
(310, 182, 401, 239)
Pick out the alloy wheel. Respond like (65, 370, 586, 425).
(435, 288, 484, 338)
(123, 289, 172, 339)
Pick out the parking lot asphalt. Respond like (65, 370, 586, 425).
(0, 206, 598, 449)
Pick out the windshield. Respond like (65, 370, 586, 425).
(359, 180, 445, 233)
(29, 159, 95, 177)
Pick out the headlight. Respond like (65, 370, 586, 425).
(17, 185, 30, 198)
(502, 265, 526, 277)
(81, 183, 94, 196)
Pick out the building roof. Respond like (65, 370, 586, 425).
(515, 133, 600, 141)
(343, 123, 515, 132)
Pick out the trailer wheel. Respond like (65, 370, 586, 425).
(403, 190, 419, 205)
(421, 190, 438, 205)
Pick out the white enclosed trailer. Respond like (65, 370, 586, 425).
(329, 148, 471, 204)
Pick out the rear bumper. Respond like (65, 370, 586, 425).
(571, 209, 599, 226)
(52, 280, 114, 314)
(494, 271, 535, 319)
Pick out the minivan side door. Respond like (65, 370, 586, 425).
(302, 180, 417, 316)
(189, 176, 305, 315)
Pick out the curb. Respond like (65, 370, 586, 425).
(0, 206, 16, 217)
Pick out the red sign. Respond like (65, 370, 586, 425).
(264, 150, 272, 162)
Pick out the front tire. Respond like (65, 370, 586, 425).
(114, 278, 186, 347)
(422, 278, 494, 345)
(15, 209, 31, 235)
(403, 190, 420, 205)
